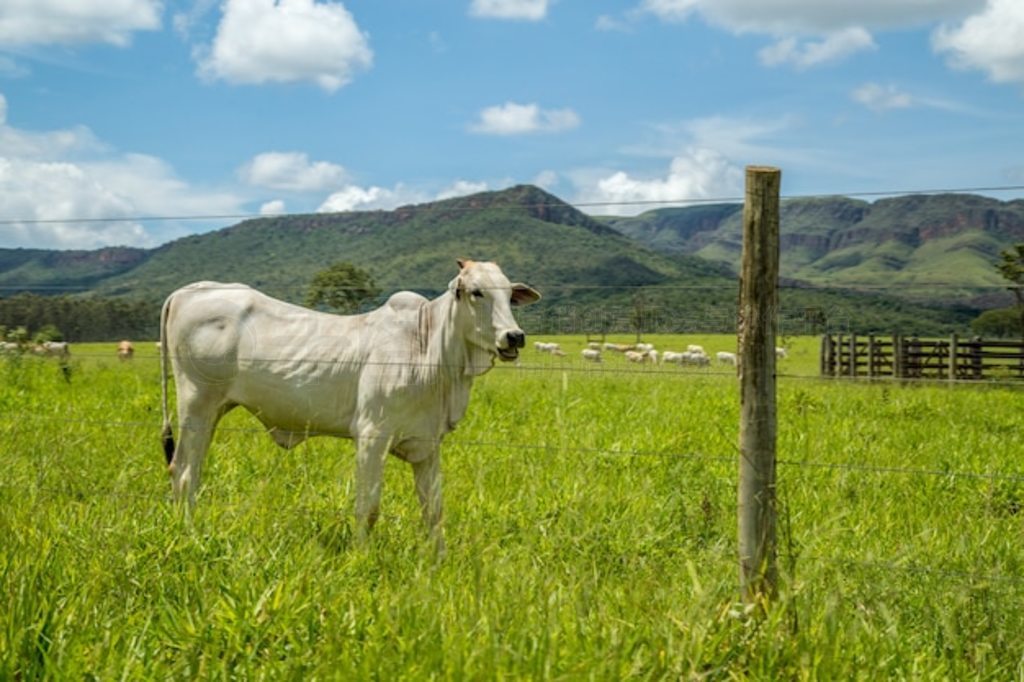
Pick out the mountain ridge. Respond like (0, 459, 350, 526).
(603, 192, 1024, 306)
(0, 185, 1001, 335)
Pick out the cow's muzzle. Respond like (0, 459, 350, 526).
(497, 330, 526, 361)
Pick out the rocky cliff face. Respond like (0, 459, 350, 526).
(603, 193, 1024, 305)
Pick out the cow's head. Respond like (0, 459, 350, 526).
(450, 259, 540, 362)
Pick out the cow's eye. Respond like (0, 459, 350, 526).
(470, 289, 484, 299)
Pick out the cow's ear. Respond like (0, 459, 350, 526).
(511, 283, 541, 306)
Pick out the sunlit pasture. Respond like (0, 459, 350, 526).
(2, 336, 1023, 678)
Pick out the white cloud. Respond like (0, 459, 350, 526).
(435, 179, 488, 200)
(577, 148, 743, 216)
(470, 102, 580, 135)
(0, 0, 161, 47)
(634, 0, 983, 69)
(637, 0, 699, 23)
(639, 0, 980, 34)
(0, 95, 244, 249)
(595, 15, 632, 32)
(260, 199, 285, 215)
(318, 185, 401, 213)
(568, 114, 802, 215)
(197, 0, 373, 92)
(469, 0, 549, 21)
(532, 169, 559, 190)
(759, 27, 876, 69)
(851, 82, 914, 111)
(317, 179, 500, 213)
(239, 152, 347, 192)
(933, 0, 1024, 85)
(0, 56, 30, 78)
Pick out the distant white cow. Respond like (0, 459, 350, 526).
(776, 346, 788, 359)
(716, 351, 737, 366)
(586, 342, 601, 351)
(534, 341, 562, 354)
(635, 342, 655, 353)
(687, 344, 705, 355)
(672, 350, 710, 367)
(33, 341, 70, 360)
(581, 348, 602, 362)
(603, 342, 633, 353)
(0, 341, 20, 355)
(661, 350, 685, 365)
(625, 349, 657, 364)
(160, 260, 540, 552)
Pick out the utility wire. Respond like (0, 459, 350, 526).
(1, 183, 1023, 226)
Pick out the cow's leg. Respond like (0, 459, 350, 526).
(169, 384, 226, 506)
(354, 429, 390, 543)
(411, 449, 445, 556)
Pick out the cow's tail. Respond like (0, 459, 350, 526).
(160, 293, 175, 466)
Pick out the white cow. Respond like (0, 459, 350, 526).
(716, 351, 737, 366)
(687, 344, 705, 355)
(776, 346, 788, 359)
(160, 260, 540, 552)
(661, 350, 685, 365)
(635, 342, 654, 353)
(625, 349, 657, 364)
(32, 341, 70, 360)
(581, 348, 602, 362)
(533, 341, 562, 354)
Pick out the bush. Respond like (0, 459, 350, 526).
(970, 307, 1023, 338)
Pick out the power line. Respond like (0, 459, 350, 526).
(1, 183, 1023, 226)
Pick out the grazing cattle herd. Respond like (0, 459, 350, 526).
(527, 339, 786, 369)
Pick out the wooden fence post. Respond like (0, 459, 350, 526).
(893, 334, 902, 379)
(949, 333, 958, 383)
(738, 165, 780, 605)
(848, 334, 858, 378)
(820, 334, 832, 376)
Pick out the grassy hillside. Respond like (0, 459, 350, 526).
(0, 186, 987, 336)
(92, 185, 714, 303)
(606, 193, 1024, 306)
(0, 247, 149, 293)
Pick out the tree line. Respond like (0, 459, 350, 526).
(0, 294, 158, 342)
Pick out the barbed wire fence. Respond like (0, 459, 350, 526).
(2, 175, 1024, 600)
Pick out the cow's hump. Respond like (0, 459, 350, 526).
(386, 291, 428, 311)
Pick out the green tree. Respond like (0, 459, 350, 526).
(970, 307, 1022, 338)
(33, 324, 64, 344)
(304, 262, 381, 314)
(997, 243, 1024, 342)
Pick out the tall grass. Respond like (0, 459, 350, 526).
(2, 337, 1023, 678)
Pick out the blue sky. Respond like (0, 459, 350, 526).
(1, 0, 1023, 249)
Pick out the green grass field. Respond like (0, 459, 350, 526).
(2, 336, 1023, 679)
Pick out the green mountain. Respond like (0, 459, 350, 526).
(0, 246, 149, 293)
(89, 185, 727, 304)
(0, 186, 984, 335)
(603, 193, 1024, 308)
